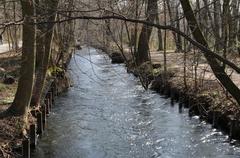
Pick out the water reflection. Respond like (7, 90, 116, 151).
(33, 47, 240, 158)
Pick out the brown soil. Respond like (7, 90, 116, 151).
(102, 45, 240, 139)
(0, 51, 22, 158)
(149, 51, 240, 139)
(0, 48, 73, 157)
(0, 117, 24, 158)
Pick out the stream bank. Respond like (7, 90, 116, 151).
(99, 45, 240, 141)
(0, 49, 73, 158)
(33, 47, 240, 158)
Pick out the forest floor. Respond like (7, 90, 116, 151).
(149, 51, 240, 88)
(148, 50, 240, 109)
(0, 50, 23, 158)
(0, 44, 71, 158)
(124, 48, 240, 100)
(1, 44, 240, 157)
(150, 50, 240, 134)
(98, 45, 240, 121)
(0, 50, 21, 110)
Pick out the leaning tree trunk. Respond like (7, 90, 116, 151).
(1, 0, 36, 117)
(136, 0, 158, 65)
(31, 0, 59, 107)
(180, 0, 240, 106)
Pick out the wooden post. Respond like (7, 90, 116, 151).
(37, 112, 43, 135)
(41, 105, 47, 130)
(175, 91, 179, 102)
(44, 98, 50, 114)
(30, 124, 37, 149)
(50, 91, 53, 109)
(230, 119, 236, 140)
(160, 85, 164, 95)
(164, 86, 171, 98)
(51, 90, 55, 105)
(188, 106, 193, 117)
(212, 111, 218, 128)
(52, 80, 58, 96)
(22, 138, 30, 158)
(51, 81, 57, 97)
(47, 91, 53, 109)
(170, 88, 174, 106)
(184, 95, 189, 108)
(178, 92, 183, 113)
(179, 101, 183, 113)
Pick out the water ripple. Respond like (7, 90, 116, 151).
(33, 48, 240, 158)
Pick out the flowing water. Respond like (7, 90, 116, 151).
(33, 47, 240, 158)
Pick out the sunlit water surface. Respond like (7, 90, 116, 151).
(33, 47, 240, 158)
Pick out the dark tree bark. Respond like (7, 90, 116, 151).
(1, 0, 36, 117)
(229, 0, 238, 53)
(55, 0, 75, 66)
(166, 0, 182, 51)
(203, 0, 217, 46)
(155, 3, 163, 51)
(180, 0, 240, 106)
(175, 4, 182, 51)
(238, 16, 240, 54)
(31, 0, 59, 107)
(136, 0, 158, 65)
(213, 0, 221, 51)
(222, 0, 230, 69)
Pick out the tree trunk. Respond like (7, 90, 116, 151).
(136, 0, 158, 65)
(175, 5, 182, 51)
(163, 0, 167, 74)
(1, 0, 36, 117)
(31, 0, 59, 107)
(222, 0, 230, 69)
(213, 0, 221, 51)
(133, 0, 139, 57)
(229, 0, 238, 53)
(155, 3, 163, 51)
(238, 15, 240, 54)
(180, 0, 240, 106)
(203, 0, 217, 48)
(166, 0, 182, 51)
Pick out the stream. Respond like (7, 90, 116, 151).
(33, 47, 240, 158)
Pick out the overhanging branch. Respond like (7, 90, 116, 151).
(40, 15, 240, 74)
(3, 15, 239, 73)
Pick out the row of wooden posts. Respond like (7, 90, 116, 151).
(22, 81, 57, 158)
(160, 84, 239, 140)
(21, 79, 239, 157)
